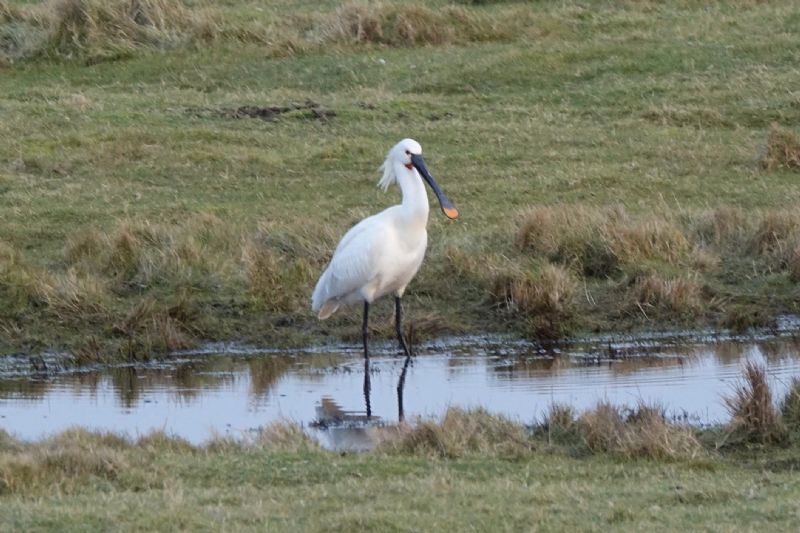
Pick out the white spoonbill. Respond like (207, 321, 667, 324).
(311, 138, 458, 415)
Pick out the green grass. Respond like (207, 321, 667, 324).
(2, 408, 800, 532)
(2, 0, 800, 359)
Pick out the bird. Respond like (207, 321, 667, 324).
(311, 138, 458, 417)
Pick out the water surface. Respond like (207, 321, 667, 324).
(1, 336, 799, 446)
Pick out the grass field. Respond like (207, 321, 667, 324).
(2, 0, 800, 360)
(3, 384, 800, 532)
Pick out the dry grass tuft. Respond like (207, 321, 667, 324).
(378, 408, 531, 458)
(35, 268, 109, 319)
(321, 1, 500, 47)
(762, 123, 800, 171)
(690, 206, 751, 248)
(492, 263, 577, 338)
(495, 263, 577, 316)
(42, 0, 212, 62)
(779, 377, 800, 431)
(0, 428, 129, 494)
(621, 402, 703, 460)
(515, 206, 691, 277)
(241, 238, 314, 313)
(515, 205, 621, 277)
(539, 403, 580, 444)
(748, 210, 800, 257)
(136, 431, 195, 453)
(723, 361, 787, 445)
(633, 273, 703, 317)
(253, 421, 322, 452)
(577, 401, 702, 459)
(577, 401, 626, 452)
(612, 218, 690, 265)
(111, 296, 197, 359)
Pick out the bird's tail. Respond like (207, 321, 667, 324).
(311, 268, 339, 319)
(317, 301, 339, 320)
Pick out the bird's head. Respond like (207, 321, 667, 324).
(378, 138, 459, 220)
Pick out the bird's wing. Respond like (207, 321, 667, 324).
(312, 214, 387, 308)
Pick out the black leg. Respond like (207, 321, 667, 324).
(395, 296, 412, 422)
(395, 296, 411, 358)
(397, 352, 411, 422)
(362, 301, 372, 418)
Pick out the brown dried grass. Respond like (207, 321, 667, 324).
(723, 361, 787, 445)
(491, 263, 577, 338)
(378, 408, 531, 458)
(578, 401, 703, 459)
(634, 273, 703, 316)
(762, 123, 800, 171)
(0, 428, 129, 494)
(253, 421, 322, 452)
(515, 206, 691, 277)
(42, 0, 212, 61)
(321, 1, 500, 47)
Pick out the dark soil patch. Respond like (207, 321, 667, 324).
(231, 100, 335, 122)
(183, 101, 336, 123)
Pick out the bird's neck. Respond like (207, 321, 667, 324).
(395, 162, 430, 225)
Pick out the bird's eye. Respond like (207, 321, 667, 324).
(405, 150, 410, 155)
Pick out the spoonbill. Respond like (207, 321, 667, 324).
(311, 138, 458, 417)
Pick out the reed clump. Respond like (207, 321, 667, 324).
(539, 403, 581, 445)
(722, 361, 787, 446)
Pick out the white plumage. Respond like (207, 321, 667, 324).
(311, 138, 457, 320)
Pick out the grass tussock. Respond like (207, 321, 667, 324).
(540, 403, 581, 445)
(49, 0, 210, 62)
(1, 0, 528, 64)
(491, 263, 577, 339)
(0, 428, 129, 494)
(515, 206, 690, 277)
(762, 124, 800, 171)
(577, 401, 703, 460)
(252, 421, 322, 452)
(722, 361, 787, 446)
(378, 408, 531, 458)
(690, 206, 752, 248)
(241, 238, 315, 313)
(135, 431, 194, 454)
(322, 1, 503, 47)
(633, 273, 703, 317)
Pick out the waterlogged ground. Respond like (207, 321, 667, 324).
(2, 331, 800, 448)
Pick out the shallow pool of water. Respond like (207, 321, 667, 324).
(1, 336, 799, 446)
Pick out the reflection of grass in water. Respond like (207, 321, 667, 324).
(247, 356, 294, 397)
(0, 378, 51, 401)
